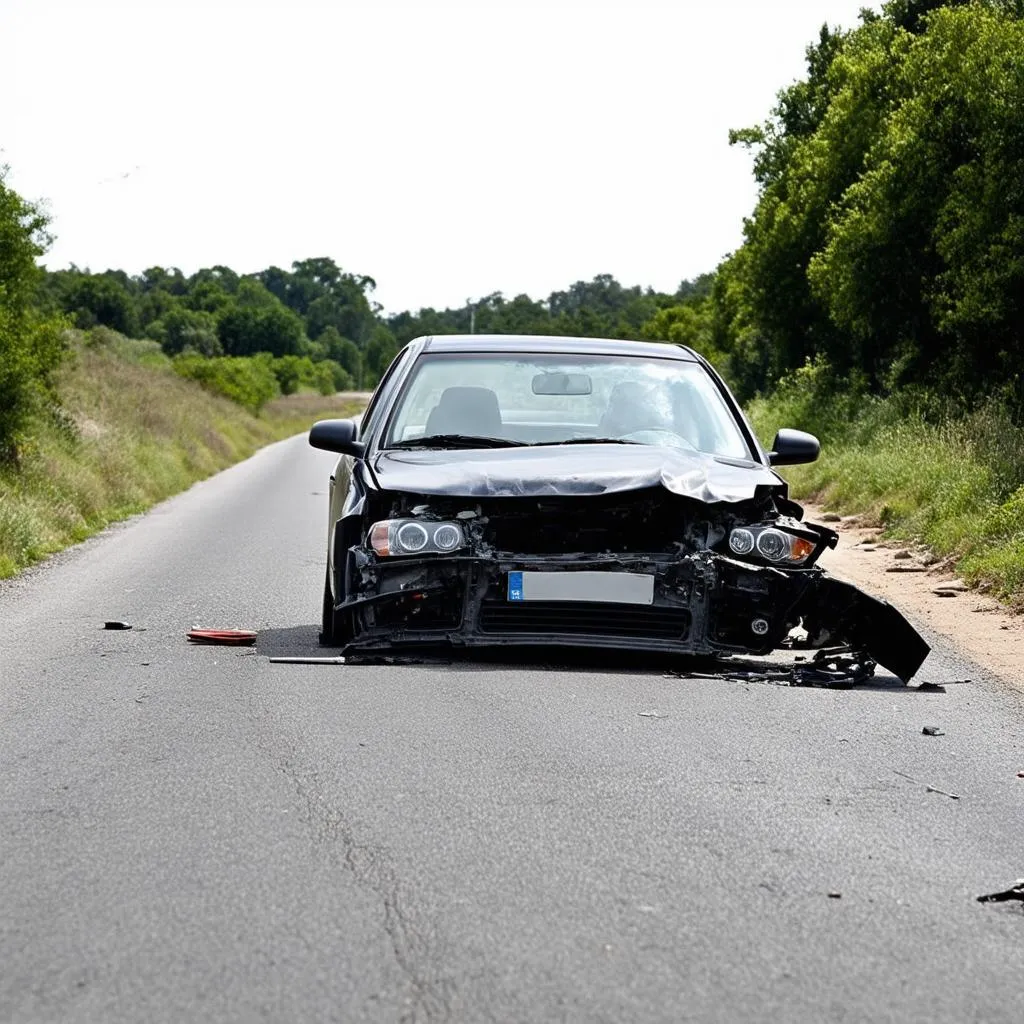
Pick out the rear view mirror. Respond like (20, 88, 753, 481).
(309, 418, 365, 457)
(532, 372, 592, 396)
(768, 428, 820, 466)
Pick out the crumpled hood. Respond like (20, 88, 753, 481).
(371, 444, 783, 503)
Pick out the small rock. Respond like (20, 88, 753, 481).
(919, 552, 941, 566)
(932, 590, 957, 598)
(893, 549, 912, 559)
(922, 726, 945, 736)
(820, 512, 842, 523)
(859, 544, 878, 552)
(885, 565, 927, 573)
(934, 581, 969, 592)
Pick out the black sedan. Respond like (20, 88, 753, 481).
(309, 335, 928, 681)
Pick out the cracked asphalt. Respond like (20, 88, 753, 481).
(2, 434, 1024, 1023)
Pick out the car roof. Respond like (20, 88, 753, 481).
(418, 334, 699, 360)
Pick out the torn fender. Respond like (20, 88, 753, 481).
(807, 576, 930, 681)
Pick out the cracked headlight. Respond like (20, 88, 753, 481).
(369, 519, 467, 557)
(728, 526, 817, 565)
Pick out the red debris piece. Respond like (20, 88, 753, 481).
(187, 629, 257, 646)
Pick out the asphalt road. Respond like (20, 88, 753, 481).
(2, 435, 1023, 1023)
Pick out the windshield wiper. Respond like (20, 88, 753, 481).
(530, 437, 641, 446)
(390, 434, 526, 450)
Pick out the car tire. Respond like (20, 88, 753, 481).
(319, 563, 351, 647)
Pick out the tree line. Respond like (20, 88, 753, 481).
(698, 0, 1024, 405)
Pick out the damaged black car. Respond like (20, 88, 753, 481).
(309, 335, 929, 681)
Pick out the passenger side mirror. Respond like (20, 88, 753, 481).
(309, 418, 365, 457)
(768, 428, 820, 466)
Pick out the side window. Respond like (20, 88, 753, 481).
(360, 349, 410, 440)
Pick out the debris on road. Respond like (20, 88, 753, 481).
(827, 891, 842, 899)
(932, 590, 958, 598)
(638, 711, 669, 719)
(916, 682, 947, 693)
(922, 726, 945, 736)
(893, 769, 960, 800)
(977, 881, 1024, 905)
(820, 513, 842, 523)
(103, 621, 132, 630)
(885, 565, 928, 573)
(268, 656, 346, 664)
(187, 629, 257, 645)
(667, 647, 878, 689)
(1017, 772, 1024, 779)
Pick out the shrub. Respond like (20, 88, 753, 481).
(172, 354, 280, 413)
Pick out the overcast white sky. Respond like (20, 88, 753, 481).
(1, 0, 877, 313)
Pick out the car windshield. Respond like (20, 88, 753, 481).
(383, 352, 753, 459)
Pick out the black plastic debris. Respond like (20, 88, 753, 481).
(922, 726, 945, 736)
(103, 621, 132, 630)
(977, 881, 1024, 904)
(667, 647, 877, 689)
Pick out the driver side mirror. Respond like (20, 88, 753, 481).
(309, 418, 365, 457)
(768, 428, 820, 466)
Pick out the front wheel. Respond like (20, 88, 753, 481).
(319, 563, 352, 647)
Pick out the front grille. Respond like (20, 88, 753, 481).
(478, 600, 690, 640)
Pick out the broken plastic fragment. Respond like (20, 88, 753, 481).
(103, 621, 132, 630)
(268, 656, 345, 664)
(977, 881, 1024, 904)
(187, 629, 257, 645)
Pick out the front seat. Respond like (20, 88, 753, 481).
(424, 386, 503, 437)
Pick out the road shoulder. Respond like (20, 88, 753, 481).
(806, 502, 1024, 691)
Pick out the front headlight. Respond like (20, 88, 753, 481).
(369, 519, 467, 557)
(728, 525, 817, 565)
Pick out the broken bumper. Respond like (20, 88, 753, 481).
(336, 551, 930, 681)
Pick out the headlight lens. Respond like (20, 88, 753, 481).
(369, 519, 467, 557)
(396, 521, 429, 552)
(727, 525, 818, 566)
(432, 524, 463, 551)
(728, 528, 755, 556)
(756, 528, 789, 562)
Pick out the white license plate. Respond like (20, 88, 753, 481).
(507, 571, 654, 605)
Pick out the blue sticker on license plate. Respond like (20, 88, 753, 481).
(508, 571, 524, 601)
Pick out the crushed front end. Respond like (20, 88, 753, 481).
(332, 487, 929, 681)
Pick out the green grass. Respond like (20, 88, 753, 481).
(0, 335, 362, 579)
(748, 377, 1024, 606)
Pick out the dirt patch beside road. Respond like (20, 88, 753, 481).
(806, 503, 1024, 690)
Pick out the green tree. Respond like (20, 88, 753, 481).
(0, 170, 66, 458)
(148, 306, 222, 356)
(59, 271, 139, 336)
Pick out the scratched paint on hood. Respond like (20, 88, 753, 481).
(371, 444, 784, 503)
